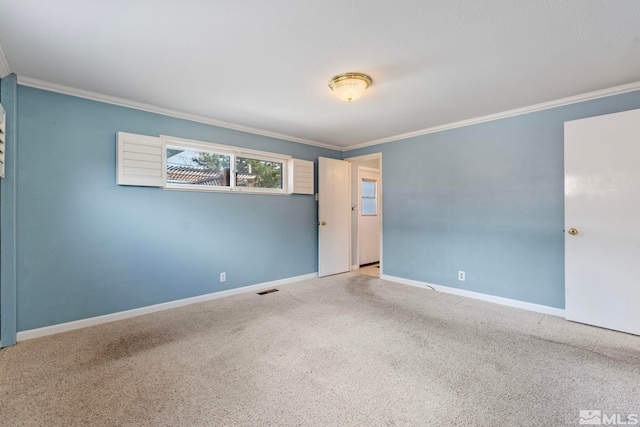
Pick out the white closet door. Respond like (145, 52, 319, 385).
(565, 108, 640, 335)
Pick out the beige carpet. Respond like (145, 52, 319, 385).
(1, 273, 639, 426)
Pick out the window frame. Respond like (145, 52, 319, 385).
(360, 178, 378, 216)
(161, 135, 291, 195)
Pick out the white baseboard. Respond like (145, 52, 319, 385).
(380, 274, 565, 317)
(16, 273, 318, 342)
(350, 265, 360, 271)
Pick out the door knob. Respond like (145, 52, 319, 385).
(568, 228, 578, 235)
(320, 221, 327, 226)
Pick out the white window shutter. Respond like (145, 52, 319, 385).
(117, 132, 166, 187)
(288, 158, 314, 194)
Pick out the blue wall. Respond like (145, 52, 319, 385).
(346, 90, 640, 309)
(14, 86, 341, 331)
(5, 82, 640, 334)
(1, 75, 18, 346)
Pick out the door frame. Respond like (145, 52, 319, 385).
(344, 152, 383, 275)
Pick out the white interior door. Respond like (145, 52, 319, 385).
(358, 167, 380, 265)
(318, 157, 350, 277)
(565, 108, 640, 336)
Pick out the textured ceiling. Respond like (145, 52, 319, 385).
(0, 0, 639, 148)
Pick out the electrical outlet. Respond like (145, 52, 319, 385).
(458, 271, 465, 281)
(220, 272, 226, 282)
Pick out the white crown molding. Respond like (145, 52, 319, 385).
(0, 39, 11, 78)
(344, 81, 640, 151)
(13, 75, 640, 153)
(381, 274, 565, 317)
(16, 272, 318, 342)
(16, 76, 342, 151)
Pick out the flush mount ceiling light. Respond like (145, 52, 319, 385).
(328, 72, 372, 102)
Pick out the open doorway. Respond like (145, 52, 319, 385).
(345, 153, 382, 278)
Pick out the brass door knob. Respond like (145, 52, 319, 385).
(320, 221, 327, 226)
(568, 228, 578, 235)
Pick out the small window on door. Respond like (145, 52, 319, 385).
(361, 179, 377, 215)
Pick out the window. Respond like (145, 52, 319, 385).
(235, 157, 283, 189)
(167, 149, 231, 187)
(361, 179, 377, 215)
(116, 133, 314, 194)
(163, 136, 290, 194)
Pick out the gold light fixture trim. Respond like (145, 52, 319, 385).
(328, 72, 372, 102)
